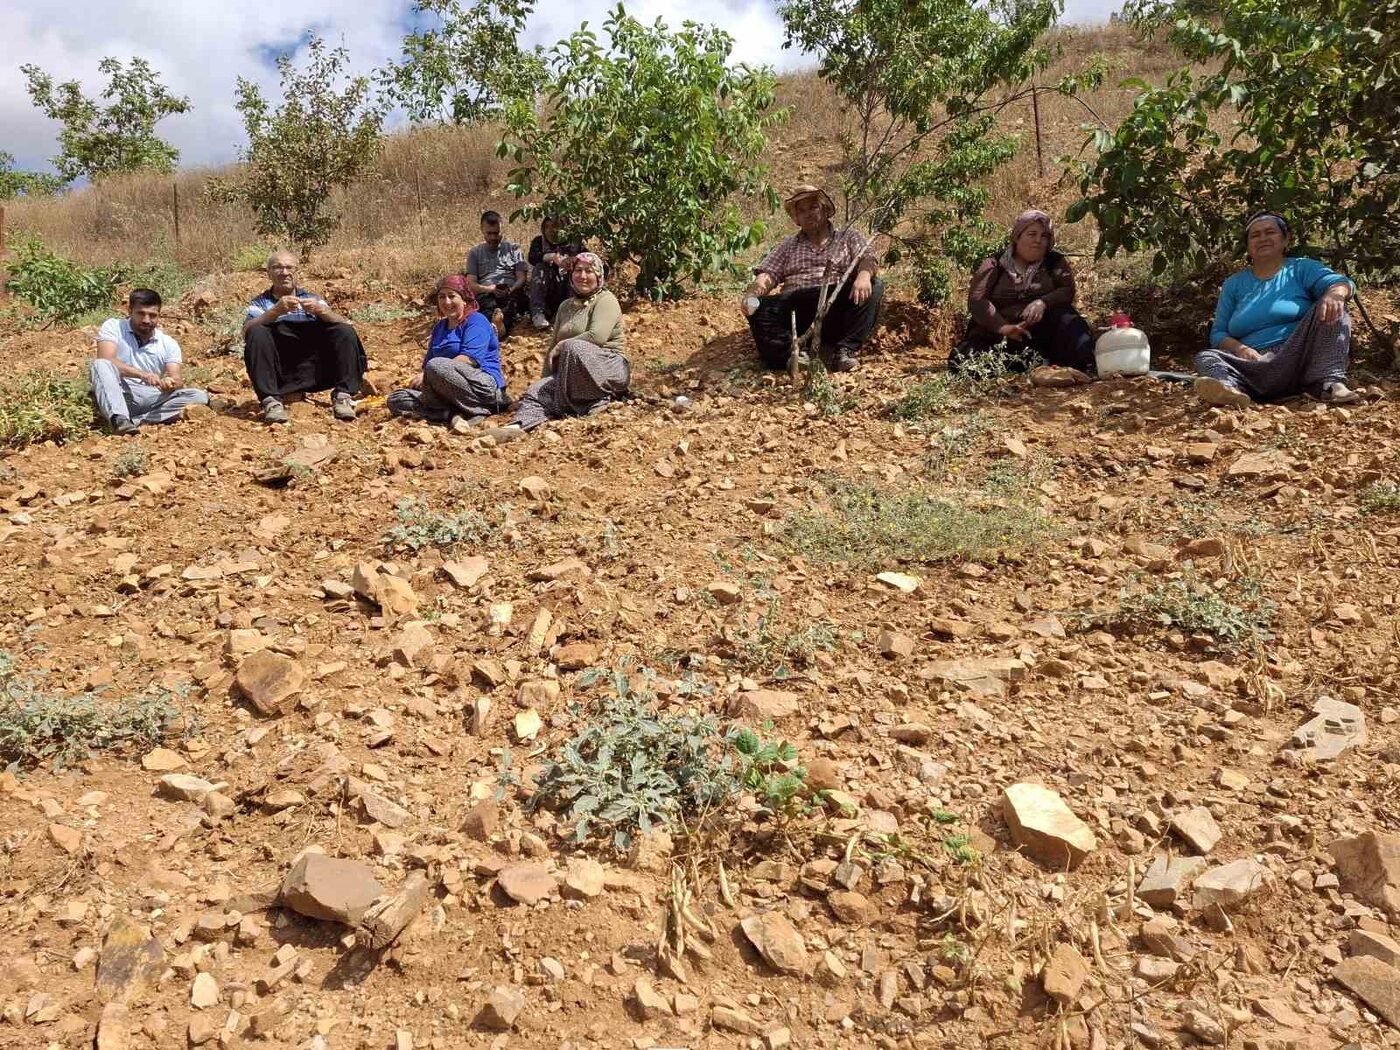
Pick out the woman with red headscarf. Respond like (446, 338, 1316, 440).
(388, 275, 510, 424)
(950, 209, 1096, 377)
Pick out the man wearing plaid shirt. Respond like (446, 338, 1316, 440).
(741, 185, 883, 372)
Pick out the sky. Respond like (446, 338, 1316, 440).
(1, 0, 1121, 176)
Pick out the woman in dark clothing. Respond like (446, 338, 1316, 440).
(950, 209, 1096, 376)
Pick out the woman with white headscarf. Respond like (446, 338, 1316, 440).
(494, 252, 629, 435)
(950, 208, 1096, 376)
(1194, 212, 1359, 406)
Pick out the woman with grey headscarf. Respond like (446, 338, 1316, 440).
(950, 209, 1096, 376)
(1194, 213, 1359, 406)
(489, 252, 629, 437)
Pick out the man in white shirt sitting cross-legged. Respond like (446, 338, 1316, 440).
(90, 288, 210, 435)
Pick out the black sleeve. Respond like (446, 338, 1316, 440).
(528, 236, 544, 266)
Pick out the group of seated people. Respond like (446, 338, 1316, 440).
(89, 188, 1363, 437)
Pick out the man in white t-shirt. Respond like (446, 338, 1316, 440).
(91, 288, 209, 434)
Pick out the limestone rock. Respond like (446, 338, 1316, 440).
(1333, 956, 1400, 1028)
(1349, 929, 1400, 969)
(1192, 858, 1272, 911)
(1002, 782, 1097, 869)
(555, 642, 598, 671)
(498, 863, 555, 905)
(1138, 855, 1207, 908)
(740, 912, 809, 974)
(47, 823, 82, 854)
(236, 650, 305, 716)
(140, 747, 186, 772)
(1042, 943, 1088, 1005)
(924, 657, 1026, 698)
(1330, 831, 1400, 915)
(630, 977, 671, 1020)
(461, 799, 499, 841)
(828, 890, 872, 925)
(1171, 807, 1222, 855)
(877, 630, 915, 659)
(96, 919, 164, 1003)
(477, 985, 525, 1030)
(190, 972, 219, 1009)
(562, 857, 605, 900)
(441, 557, 489, 588)
(279, 854, 384, 925)
(95, 1001, 130, 1050)
(1288, 696, 1367, 761)
(157, 774, 219, 803)
(729, 689, 800, 722)
(875, 572, 920, 593)
(707, 581, 742, 605)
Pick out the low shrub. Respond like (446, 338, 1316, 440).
(6, 238, 120, 325)
(780, 478, 1050, 568)
(531, 661, 808, 849)
(110, 446, 150, 478)
(382, 497, 504, 552)
(0, 653, 187, 771)
(1361, 482, 1400, 516)
(0, 370, 94, 448)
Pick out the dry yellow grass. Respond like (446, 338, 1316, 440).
(4, 23, 1178, 286)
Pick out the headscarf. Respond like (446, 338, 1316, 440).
(570, 252, 606, 296)
(435, 274, 479, 317)
(1000, 209, 1054, 288)
(1244, 212, 1289, 240)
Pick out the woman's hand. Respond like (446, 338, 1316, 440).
(1235, 345, 1263, 361)
(409, 373, 423, 390)
(1020, 299, 1046, 326)
(1000, 322, 1030, 342)
(1317, 286, 1349, 324)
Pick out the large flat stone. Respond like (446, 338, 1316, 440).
(1330, 831, 1400, 916)
(279, 854, 383, 925)
(1002, 782, 1097, 870)
(1333, 955, 1400, 1028)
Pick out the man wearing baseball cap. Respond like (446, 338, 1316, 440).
(740, 185, 882, 372)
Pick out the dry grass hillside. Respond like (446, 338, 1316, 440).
(4, 24, 1179, 288)
(0, 19, 1398, 1050)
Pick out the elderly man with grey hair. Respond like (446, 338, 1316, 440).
(242, 250, 367, 423)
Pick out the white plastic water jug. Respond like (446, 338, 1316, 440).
(1095, 312, 1151, 377)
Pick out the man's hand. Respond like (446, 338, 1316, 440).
(408, 373, 423, 390)
(1236, 345, 1264, 361)
(495, 283, 511, 296)
(1317, 287, 1348, 324)
(851, 271, 873, 305)
(299, 297, 326, 319)
(1020, 299, 1046, 326)
(275, 295, 302, 315)
(159, 375, 180, 392)
(141, 370, 163, 387)
(1001, 323, 1030, 342)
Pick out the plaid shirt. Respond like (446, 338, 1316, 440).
(755, 226, 873, 291)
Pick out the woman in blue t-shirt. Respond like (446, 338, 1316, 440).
(387, 275, 511, 424)
(1194, 213, 1360, 406)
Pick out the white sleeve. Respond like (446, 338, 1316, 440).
(163, 336, 183, 365)
(96, 318, 122, 345)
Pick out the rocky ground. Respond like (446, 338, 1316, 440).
(1, 268, 1398, 1050)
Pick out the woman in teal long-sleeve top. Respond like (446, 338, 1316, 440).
(1194, 213, 1359, 406)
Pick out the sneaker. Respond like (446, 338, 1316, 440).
(332, 393, 357, 421)
(531, 311, 550, 329)
(262, 397, 290, 424)
(830, 349, 859, 373)
(1320, 381, 1361, 405)
(110, 415, 139, 436)
(1194, 376, 1253, 408)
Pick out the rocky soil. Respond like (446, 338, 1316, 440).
(1, 269, 1398, 1050)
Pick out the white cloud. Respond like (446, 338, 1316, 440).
(0, 0, 1119, 174)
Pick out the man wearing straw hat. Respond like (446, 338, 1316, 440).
(740, 184, 882, 373)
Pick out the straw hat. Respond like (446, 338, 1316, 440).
(783, 184, 836, 221)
